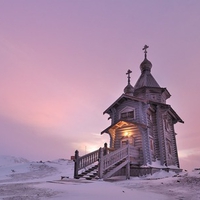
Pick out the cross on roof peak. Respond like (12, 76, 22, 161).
(142, 45, 149, 59)
(126, 69, 132, 85)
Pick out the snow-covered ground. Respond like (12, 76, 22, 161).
(0, 155, 200, 200)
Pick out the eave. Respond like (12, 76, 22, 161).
(101, 119, 147, 135)
(134, 86, 171, 99)
(103, 94, 146, 115)
(148, 101, 184, 123)
(168, 107, 184, 123)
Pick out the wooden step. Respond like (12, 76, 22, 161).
(77, 164, 99, 180)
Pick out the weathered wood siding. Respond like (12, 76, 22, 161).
(112, 99, 145, 124)
(113, 124, 144, 165)
(104, 90, 181, 169)
(155, 105, 166, 166)
(162, 112, 180, 167)
(171, 124, 180, 167)
(151, 108, 160, 162)
(147, 109, 156, 163)
(147, 104, 180, 168)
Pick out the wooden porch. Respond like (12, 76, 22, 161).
(73, 143, 140, 180)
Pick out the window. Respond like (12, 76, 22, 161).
(121, 111, 134, 120)
(121, 137, 134, 147)
(150, 138, 154, 151)
(121, 140, 128, 147)
(167, 141, 172, 155)
(147, 113, 152, 121)
(151, 94, 157, 101)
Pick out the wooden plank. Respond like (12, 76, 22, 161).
(103, 160, 128, 179)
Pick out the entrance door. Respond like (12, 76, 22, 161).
(121, 137, 134, 147)
(121, 139, 128, 147)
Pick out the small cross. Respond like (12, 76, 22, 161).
(126, 69, 132, 85)
(142, 45, 149, 58)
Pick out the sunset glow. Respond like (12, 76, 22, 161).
(0, 1, 200, 171)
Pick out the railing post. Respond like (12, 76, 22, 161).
(98, 147, 104, 179)
(126, 144, 130, 179)
(74, 150, 79, 179)
(103, 142, 108, 155)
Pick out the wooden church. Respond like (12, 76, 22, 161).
(73, 45, 184, 180)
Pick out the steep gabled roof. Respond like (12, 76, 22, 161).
(103, 94, 146, 115)
(134, 70, 160, 89)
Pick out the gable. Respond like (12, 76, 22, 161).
(119, 106, 135, 120)
(103, 94, 145, 115)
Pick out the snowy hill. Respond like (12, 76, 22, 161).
(0, 155, 200, 199)
(0, 155, 29, 166)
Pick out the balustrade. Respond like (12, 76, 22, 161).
(74, 143, 139, 179)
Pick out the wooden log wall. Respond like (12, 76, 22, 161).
(114, 125, 143, 165)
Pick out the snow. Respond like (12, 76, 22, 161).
(0, 155, 200, 200)
(146, 159, 179, 170)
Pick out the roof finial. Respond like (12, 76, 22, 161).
(126, 69, 132, 85)
(142, 45, 149, 59)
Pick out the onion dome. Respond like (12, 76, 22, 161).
(134, 45, 160, 89)
(140, 58, 152, 73)
(140, 45, 152, 73)
(124, 84, 134, 94)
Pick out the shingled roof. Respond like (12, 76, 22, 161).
(134, 57, 160, 89)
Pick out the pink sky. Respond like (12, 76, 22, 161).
(0, 0, 199, 170)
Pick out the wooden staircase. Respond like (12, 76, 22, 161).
(103, 158, 128, 179)
(76, 164, 98, 180)
(73, 143, 139, 180)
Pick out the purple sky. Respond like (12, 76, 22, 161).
(0, 0, 200, 170)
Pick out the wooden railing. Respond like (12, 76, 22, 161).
(101, 145, 129, 171)
(73, 143, 139, 179)
(74, 149, 99, 178)
(98, 144, 139, 179)
(129, 145, 140, 164)
(78, 150, 99, 170)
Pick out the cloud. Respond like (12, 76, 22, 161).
(0, 114, 74, 161)
(0, 111, 110, 161)
(71, 132, 109, 155)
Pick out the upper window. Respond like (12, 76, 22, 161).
(119, 106, 135, 120)
(121, 111, 134, 120)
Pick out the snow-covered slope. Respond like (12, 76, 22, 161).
(0, 155, 29, 166)
(0, 155, 199, 200)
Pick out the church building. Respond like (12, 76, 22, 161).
(73, 46, 183, 180)
(101, 45, 184, 169)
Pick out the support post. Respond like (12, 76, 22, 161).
(126, 144, 130, 179)
(74, 150, 79, 179)
(98, 147, 104, 179)
(103, 143, 108, 155)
